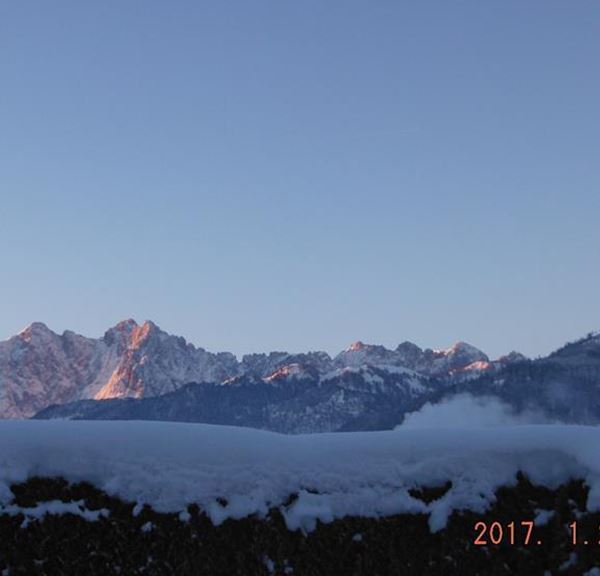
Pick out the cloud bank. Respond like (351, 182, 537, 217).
(399, 394, 555, 429)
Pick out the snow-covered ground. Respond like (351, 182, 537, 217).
(1, 420, 599, 532)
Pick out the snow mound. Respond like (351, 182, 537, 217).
(1, 421, 599, 532)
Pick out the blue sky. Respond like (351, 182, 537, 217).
(1, 1, 599, 358)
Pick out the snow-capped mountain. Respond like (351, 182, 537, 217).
(333, 340, 491, 376)
(241, 350, 334, 379)
(35, 330, 600, 432)
(0, 319, 506, 420)
(95, 320, 238, 399)
(0, 320, 238, 418)
(12, 318, 583, 429)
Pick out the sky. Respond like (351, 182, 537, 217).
(1, 1, 599, 359)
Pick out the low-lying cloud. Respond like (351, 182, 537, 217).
(399, 393, 555, 428)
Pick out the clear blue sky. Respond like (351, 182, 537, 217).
(1, 1, 599, 359)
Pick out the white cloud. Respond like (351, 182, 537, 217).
(399, 393, 555, 428)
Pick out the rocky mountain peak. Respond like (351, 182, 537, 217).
(395, 341, 423, 366)
(130, 320, 160, 349)
(103, 319, 138, 346)
(348, 341, 367, 352)
(17, 322, 54, 342)
(435, 341, 488, 363)
(443, 341, 485, 356)
(498, 351, 528, 364)
(115, 318, 139, 331)
(396, 341, 422, 353)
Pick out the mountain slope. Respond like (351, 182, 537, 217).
(35, 365, 438, 433)
(442, 332, 600, 423)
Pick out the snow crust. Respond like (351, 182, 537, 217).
(1, 499, 109, 528)
(1, 421, 599, 532)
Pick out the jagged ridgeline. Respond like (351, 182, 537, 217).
(2, 321, 599, 432)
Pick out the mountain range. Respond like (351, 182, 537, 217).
(2, 320, 599, 432)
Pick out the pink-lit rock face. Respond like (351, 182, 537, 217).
(0, 322, 104, 418)
(0, 320, 239, 418)
(348, 341, 367, 352)
(94, 320, 238, 401)
(263, 363, 312, 383)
